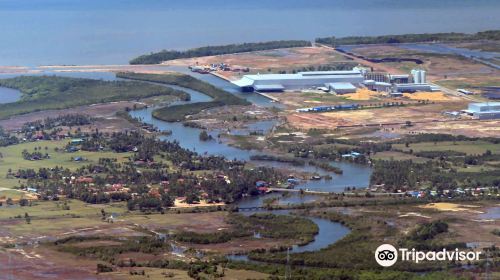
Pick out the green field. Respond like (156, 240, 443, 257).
(371, 151, 430, 163)
(393, 140, 500, 155)
(0, 140, 131, 189)
(0, 199, 126, 220)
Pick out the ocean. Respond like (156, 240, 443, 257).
(0, 0, 499, 66)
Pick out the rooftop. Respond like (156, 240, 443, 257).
(325, 82, 357, 90)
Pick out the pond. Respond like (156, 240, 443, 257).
(479, 206, 500, 219)
(0, 86, 22, 104)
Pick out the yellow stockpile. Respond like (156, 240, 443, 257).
(344, 88, 382, 100)
(403, 91, 449, 101)
(418, 202, 481, 212)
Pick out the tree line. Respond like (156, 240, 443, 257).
(316, 30, 500, 46)
(129, 40, 312, 64)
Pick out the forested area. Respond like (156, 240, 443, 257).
(0, 76, 189, 119)
(316, 30, 500, 46)
(174, 213, 318, 245)
(129, 40, 312, 64)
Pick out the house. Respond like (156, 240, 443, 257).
(287, 178, 300, 184)
(255, 180, 268, 187)
(342, 151, 362, 158)
(257, 187, 269, 193)
(110, 184, 124, 192)
(27, 187, 38, 193)
(76, 177, 93, 184)
(71, 138, 85, 145)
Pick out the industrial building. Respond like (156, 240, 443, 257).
(326, 82, 357, 94)
(389, 74, 410, 84)
(465, 102, 500, 119)
(393, 83, 440, 93)
(363, 80, 392, 92)
(232, 68, 365, 92)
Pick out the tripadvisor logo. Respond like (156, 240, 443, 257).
(375, 244, 398, 267)
(375, 244, 481, 267)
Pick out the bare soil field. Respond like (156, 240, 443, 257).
(184, 237, 292, 254)
(348, 45, 499, 82)
(287, 102, 465, 129)
(409, 119, 500, 137)
(0, 101, 140, 132)
(188, 104, 278, 130)
(0, 246, 104, 280)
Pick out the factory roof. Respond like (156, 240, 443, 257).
(241, 73, 364, 81)
(470, 102, 500, 107)
(297, 70, 361, 76)
(394, 83, 432, 87)
(253, 84, 285, 91)
(325, 82, 357, 90)
(231, 69, 365, 88)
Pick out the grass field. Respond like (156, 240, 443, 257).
(0, 140, 132, 189)
(393, 140, 500, 155)
(0, 199, 127, 220)
(105, 268, 192, 280)
(371, 151, 430, 163)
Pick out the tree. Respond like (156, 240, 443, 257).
(185, 192, 200, 204)
(199, 130, 212, 141)
(19, 198, 29, 207)
(127, 199, 136, 211)
(161, 193, 175, 208)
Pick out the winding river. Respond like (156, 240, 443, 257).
(125, 72, 371, 257)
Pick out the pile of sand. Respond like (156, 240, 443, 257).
(418, 202, 482, 213)
(403, 92, 449, 101)
(344, 88, 382, 100)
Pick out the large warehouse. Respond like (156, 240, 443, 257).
(466, 102, 500, 119)
(232, 68, 365, 92)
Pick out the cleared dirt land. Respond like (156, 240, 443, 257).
(162, 46, 356, 80)
(288, 102, 463, 128)
(0, 101, 140, 132)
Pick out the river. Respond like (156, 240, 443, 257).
(1, 0, 499, 66)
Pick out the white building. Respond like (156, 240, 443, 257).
(466, 102, 500, 119)
(326, 82, 357, 94)
(411, 69, 426, 84)
(232, 68, 364, 92)
(393, 83, 440, 93)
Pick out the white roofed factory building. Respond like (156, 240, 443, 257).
(232, 68, 365, 92)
